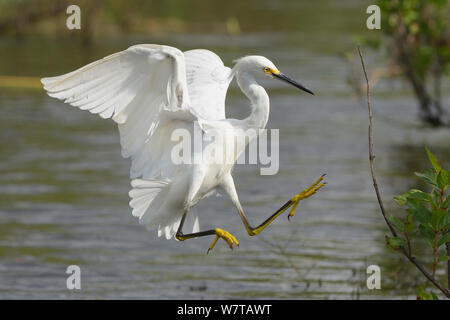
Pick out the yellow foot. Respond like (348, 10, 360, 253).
(207, 228, 239, 254)
(288, 174, 326, 221)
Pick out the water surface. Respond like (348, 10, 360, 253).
(1, 3, 450, 300)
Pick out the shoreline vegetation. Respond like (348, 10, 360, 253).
(0, 76, 42, 89)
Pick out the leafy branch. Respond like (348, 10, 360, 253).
(377, 0, 449, 126)
(358, 46, 450, 299)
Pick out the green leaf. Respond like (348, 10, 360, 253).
(437, 254, 449, 263)
(395, 189, 430, 206)
(415, 169, 438, 188)
(405, 213, 415, 233)
(417, 285, 433, 300)
(442, 213, 450, 229)
(431, 189, 442, 208)
(407, 200, 430, 224)
(394, 194, 408, 206)
(430, 209, 446, 230)
(385, 235, 406, 249)
(419, 224, 435, 247)
(437, 233, 450, 247)
(387, 213, 405, 232)
(436, 170, 449, 191)
(443, 196, 450, 209)
(408, 189, 432, 202)
(425, 146, 442, 173)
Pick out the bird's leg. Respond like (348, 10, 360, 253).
(206, 229, 239, 254)
(175, 210, 239, 253)
(287, 174, 326, 221)
(248, 175, 325, 235)
(224, 174, 326, 237)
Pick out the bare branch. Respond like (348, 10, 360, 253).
(447, 243, 450, 289)
(357, 45, 450, 299)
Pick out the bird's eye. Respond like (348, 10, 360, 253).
(263, 67, 271, 74)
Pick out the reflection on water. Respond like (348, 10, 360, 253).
(1, 16, 450, 301)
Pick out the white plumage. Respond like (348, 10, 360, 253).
(42, 44, 315, 245)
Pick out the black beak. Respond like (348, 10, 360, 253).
(273, 72, 314, 95)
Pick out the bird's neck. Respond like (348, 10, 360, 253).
(236, 72, 270, 130)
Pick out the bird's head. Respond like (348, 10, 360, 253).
(233, 55, 314, 95)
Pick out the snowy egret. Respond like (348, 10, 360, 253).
(41, 44, 325, 252)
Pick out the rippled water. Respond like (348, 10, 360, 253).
(1, 25, 450, 299)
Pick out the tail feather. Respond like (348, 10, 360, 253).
(129, 179, 169, 219)
(129, 178, 200, 239)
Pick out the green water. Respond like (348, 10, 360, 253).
(0, 0, 449, 299)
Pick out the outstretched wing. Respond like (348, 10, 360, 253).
(41, 44, 196, 180)
(184, 49, 232, 120)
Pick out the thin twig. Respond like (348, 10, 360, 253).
(433, 231, 438, 277)
(357, 45, 450, 298)
(447, 242, 450, 289)
(404, 231, 411, 257)
(358, 46, 398, 238)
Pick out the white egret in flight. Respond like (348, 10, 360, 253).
(41, 44, 325, 252)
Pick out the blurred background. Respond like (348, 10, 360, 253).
(0, 0, 449, 299)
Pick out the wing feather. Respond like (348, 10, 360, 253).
(42, 44, 195, 181)
(184, 49, 232, 120)
(42, 45, 230, 239)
